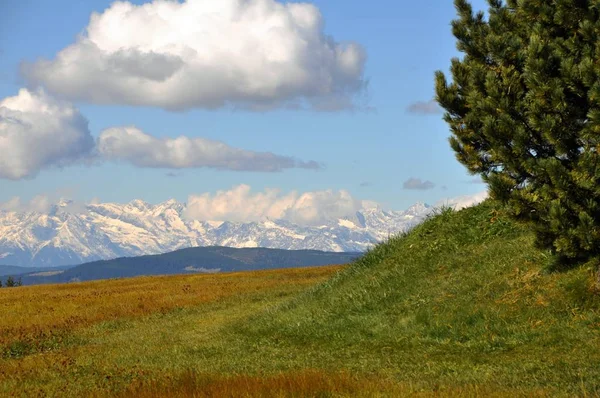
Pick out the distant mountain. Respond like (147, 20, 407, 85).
(0, 265, 25, 277)
(0, 199, 439, 267)
(0, 264, 72, 277)
(18, 246, 360, 285)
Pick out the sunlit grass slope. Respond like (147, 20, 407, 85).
(0, 266, 341, 392)
(2, 201, 600, 397)
(225, 201, 600, 395)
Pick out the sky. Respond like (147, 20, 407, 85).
(0, 0, 489, 219)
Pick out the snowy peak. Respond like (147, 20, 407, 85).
(338, 211, 367, 229)
(404, 202, 431, 215)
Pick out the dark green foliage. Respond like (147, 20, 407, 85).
(1, 276, 23, 288)
(436, 0, 600, 266)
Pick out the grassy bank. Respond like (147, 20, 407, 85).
(2, 201, 599, 396)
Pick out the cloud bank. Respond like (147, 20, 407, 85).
(22, 0, 367, 111)
(0, 89, 320, 179)
(403, 177, 435, 190)
(184, 184, 361, 226)
(0, 89, 94, 179)
(98, 126, 320, 171)
(1, 187, 490, 225)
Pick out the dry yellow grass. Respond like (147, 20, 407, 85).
(0, 266, 342, 356)
(119, 370, 552, 398)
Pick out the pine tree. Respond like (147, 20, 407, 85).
(5, 276, 15, 288)
(436, 0, 600, 267)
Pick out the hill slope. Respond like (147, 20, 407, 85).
(19, 246, 359, 285)
(224, 200, 600, 394)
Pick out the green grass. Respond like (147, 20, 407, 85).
(226, 202, 600, 394)
(2, 200, 600, 396)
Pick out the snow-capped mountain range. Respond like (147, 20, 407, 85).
(0, 195, 484, 268)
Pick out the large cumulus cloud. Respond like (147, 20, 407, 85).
(98, 126, 321, 171)
(22, 0, 367, 111)
(184, 184, 362, 225)
(0, 89, 94, 180)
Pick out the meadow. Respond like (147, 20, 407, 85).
(2, 201, 600, 397)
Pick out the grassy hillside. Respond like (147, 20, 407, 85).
(2, 201, 600, 396)
(223, 201, 600, 394)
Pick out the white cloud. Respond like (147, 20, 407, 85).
(22, 0, 367, 111)
(0, 197, 22, 212)
(403, 177, 435, 190)
(407, 99, 442, 115)
(0, 195, 98, 214)
(435, 191, 489, 210)
(98, 126, 320, 171)
(183, 184, 361, 226)
(184, 185, 295, 222)
(1, 188, 489, 225)
(0, 88, 320, 179)
(28, 195, 53, 213)
(285, 188, 361, 226)
(0, 195, 53, 213)
(0, 89, 95, 179)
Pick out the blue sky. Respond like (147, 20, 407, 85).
(0, 0, 489, 212)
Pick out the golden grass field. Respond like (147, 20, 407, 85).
(1, 266, 341, 354)
(0, 266, 348, 396)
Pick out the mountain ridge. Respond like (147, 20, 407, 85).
(17, 246, 360, 285)
(0, 264, 73, 277)
(0, 195, 484, 268)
